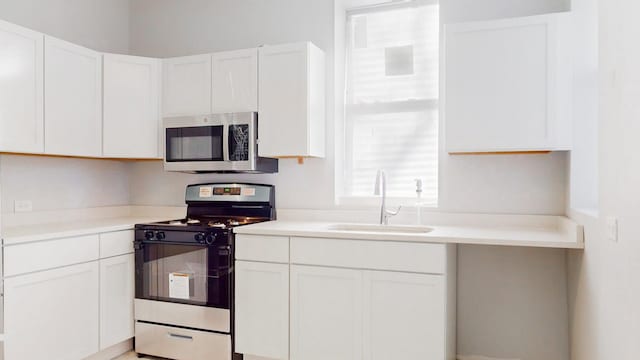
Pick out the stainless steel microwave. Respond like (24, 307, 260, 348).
(163, 112, 278, 173)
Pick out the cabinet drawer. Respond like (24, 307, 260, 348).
(291, 237, 446, 274)
(135, 322, 231, 360)
(100, 230, 134, 258)
(236, 234, 289, 263)
(4, 234, 100, 277)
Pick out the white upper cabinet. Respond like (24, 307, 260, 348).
(0, 20, 44, 153)
(212, 48, 258, 113)
(445, 13, 572, 153)
(103, 53, 161, 158)
(258, 42, 326, 158)
(163, 54, 212, 117)
(44, 36, 102, 157)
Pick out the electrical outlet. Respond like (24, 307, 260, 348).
(606, 216, 618, 242)
(14, 200, 32, 213)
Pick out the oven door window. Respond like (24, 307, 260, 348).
(166, 126, 224, 162)
(135, 242, 229, 309)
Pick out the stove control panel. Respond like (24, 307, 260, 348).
(134, 227, 233, 245)
(213, 187, 242, 196)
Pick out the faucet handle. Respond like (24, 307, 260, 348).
(386, 205, 401, 216)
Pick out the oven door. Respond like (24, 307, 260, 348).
(134, 240, 231, 309)
(164, 113, 257, 172)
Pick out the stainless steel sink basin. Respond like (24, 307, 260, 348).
(328, 223, 433, 234)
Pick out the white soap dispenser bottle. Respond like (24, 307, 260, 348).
(414, 179, 423, 225)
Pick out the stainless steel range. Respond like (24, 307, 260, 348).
(133, 183, 275, 360)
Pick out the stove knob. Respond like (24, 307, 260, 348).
(205, 233, 217, 245)
(156, 231, 166, 240)
(144, 231, 155, 240)
(194, 233, 205, 243)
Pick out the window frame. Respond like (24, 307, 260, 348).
(339, 0, 441, 208)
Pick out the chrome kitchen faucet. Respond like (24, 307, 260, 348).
(374, 170, 401, 225)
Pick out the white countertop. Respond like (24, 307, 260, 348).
(233, 219, 584, 249)
(2, 216, 172, 245)
(1, 208, 584, 249)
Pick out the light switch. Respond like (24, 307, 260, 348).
(14, 200, 33, 213)
(606, 216, 618, 242)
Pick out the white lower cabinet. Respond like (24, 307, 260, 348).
(234, 235, 456, 360)
(363, 271, 445, 360)
(100, 253, 135, 350)
(289, 266, 446, 360)
(290, 265, 363, 360)
(235, 261, 289, 359)
(3, 230, 136, 360)
(4, 261, 100, 360)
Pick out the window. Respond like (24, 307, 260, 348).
(343, 0, 439, 205)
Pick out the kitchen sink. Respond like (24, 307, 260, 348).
(328, 223, 433, 234)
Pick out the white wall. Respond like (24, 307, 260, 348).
(0, 155, 130, 213)
(0, 0, 130, 53)
(568, 0, 640, 358)
(458, 245, 569, 360)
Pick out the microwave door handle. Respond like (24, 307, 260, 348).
(222, 122, 230, 161)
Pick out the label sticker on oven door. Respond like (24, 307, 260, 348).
(199, 186, 213, 198)
(241, 187, 256, 196)
(169, 272, 192, 300)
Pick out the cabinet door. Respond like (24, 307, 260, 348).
(258, 43, 309, 158)
(44, 36, 102, 157)
(162, 54, 212, 117)
(445, 14, 571, 152)
(212, 48, 258, 113)
(0, 20, 44, 153)
(103, 54, 160, 158)
(100, 254, 135, 350)
(4, 261, 100, 360)
(363, 271, 445, 360)
(235, 261, 289, 359)
(290, 265, 362, 360)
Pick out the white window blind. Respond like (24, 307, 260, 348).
(344, 0, 439, 204)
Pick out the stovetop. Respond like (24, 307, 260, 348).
(135, 183, 274, 244)
(144, 215, 270, 230)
